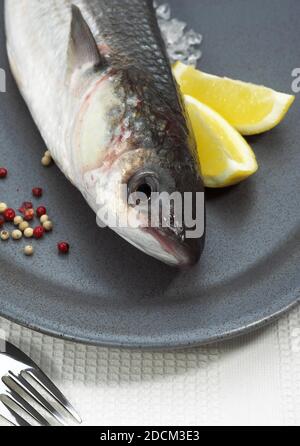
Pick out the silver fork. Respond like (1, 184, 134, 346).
(0, 339, 82, 426)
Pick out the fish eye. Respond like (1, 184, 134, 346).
(128, 171, 159, 206)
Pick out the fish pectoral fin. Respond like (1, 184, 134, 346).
(67, 4, 106, 76)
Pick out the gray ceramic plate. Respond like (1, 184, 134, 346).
(0, 0, 299, 348)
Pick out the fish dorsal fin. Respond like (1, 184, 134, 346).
(67, 4, 105, 73)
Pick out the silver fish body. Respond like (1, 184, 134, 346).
(5, 0, 205, 266)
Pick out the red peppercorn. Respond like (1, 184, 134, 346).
(0, 168, 8, 179)
(58, 242, 70, 254)
(32, 187, 43, 198)
(0, 215, 5, 227)
(36, 206, 47, 218)
(33, 226, 45, 239)
(4, 208, 16, 222)
(24, 208, 35, 221)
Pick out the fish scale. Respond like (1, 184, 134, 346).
(5, 0, 205, 266)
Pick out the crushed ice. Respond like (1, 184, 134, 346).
(155, 1, 203, 66)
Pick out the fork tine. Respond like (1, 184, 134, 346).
(4, 389, 51, 426)
(7, 373, 66, 426)
(26, 369, 82, 423)
(0, 400, 31, 427)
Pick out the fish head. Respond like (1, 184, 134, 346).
(76, 70, 205, 267)
(107, 145, 205, 267)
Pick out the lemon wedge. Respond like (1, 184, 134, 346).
(174, 62, 295, 135)
(184, 95, 258, 188)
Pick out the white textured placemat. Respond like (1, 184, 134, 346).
(0, 306, 300, 426)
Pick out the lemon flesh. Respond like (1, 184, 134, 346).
(174, 62, 295, 135)
(184, 95, 258, 188)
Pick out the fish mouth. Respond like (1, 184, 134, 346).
(115, 226, 203, 267)
(142, 227, 203, 267)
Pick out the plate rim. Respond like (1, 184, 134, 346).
(0, 294, 299, 349)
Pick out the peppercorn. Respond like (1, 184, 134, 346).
(24, 227, 34, 238)
(33, 226, 44, 239)
(4, 208, 16, 222)
(19, 221, 30, 232)
(32, 187, 43, 198)
(24, 245, 34, 256)
(12, 230, 22, 241)
(24, 209, 35, 221)
(40, 214, 49, 224)
(58, 242, 69, 254)
(36, 206, 47, 218)
(14, 216, 23, 226)
(0, 230, 10, 241)
(41, 156, 52, 167)
(43, 220, 53, 232)
(0, 168, 8, 178)
(0, 203, 8, 214)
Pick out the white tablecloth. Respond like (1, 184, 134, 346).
(0, 306, 300, 426)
